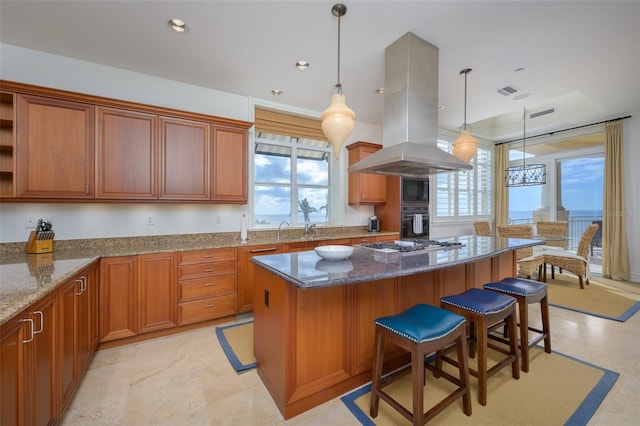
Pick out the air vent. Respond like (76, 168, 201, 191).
(497, 85, 519, 96)
(529, 107, 556, 119)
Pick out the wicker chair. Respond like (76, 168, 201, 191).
(496, 224, 543, 279)
(535, 221, 568, 278)
(473, 221, 492, 236)
(542, 223, 599, 289)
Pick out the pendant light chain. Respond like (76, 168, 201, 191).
(335, 5, 343, 93)
(523, 107, 529, 168)
(463, 70, 467, 128)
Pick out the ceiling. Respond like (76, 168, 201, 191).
(1, 1, 639, 143)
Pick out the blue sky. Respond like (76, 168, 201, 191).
(510, 156, 604, 214)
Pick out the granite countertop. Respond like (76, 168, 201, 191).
(0, 227, 396, 325)
(250, 235, 543, 289)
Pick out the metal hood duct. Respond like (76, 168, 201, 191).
(349, 33, 472, 177)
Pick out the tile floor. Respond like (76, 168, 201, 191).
(61, 279, 640, 426)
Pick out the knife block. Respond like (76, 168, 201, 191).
(26, 231, 54, 254)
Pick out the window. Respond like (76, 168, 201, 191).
(434, 140, 492, 220)
(252, 108, 332, 227)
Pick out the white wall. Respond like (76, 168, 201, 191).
(0, 44, 381, 243)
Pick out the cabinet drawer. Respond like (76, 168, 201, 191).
(178, 294, 236, 325)
(179, 274, 236, 302)
(178, 248, 236, 265)
(178, 260, 237, 280)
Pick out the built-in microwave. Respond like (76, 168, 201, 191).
(401, 177, 429, 204)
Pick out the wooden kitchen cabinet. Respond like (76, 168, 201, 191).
(100, 256, 137, 342)
(137, 252, 177, 334)
(59, 262, 99, 413)
(0, 91, 15, 198)
(159, 116, 210, 200)
(211, 125, 248, 203)
(177, 248, 238, 325)
(0, 291, 58, 426)
(347, 142, 386, 205)
(96, 107, 157, 199)
(16, 94, 94, 198)
(237, 244, 284, 313)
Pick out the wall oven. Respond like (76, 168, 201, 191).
(401, 205, 429, 239)
(401, 177, 429, 239)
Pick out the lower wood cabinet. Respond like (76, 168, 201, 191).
(177, 248, 237, 325)
(0, 291, 58, 426)
(0, 260, 98, 426)
(137, 252, 177, 333)
(237, 244, 284, 313)
(100, 253, 178, 341)
(59, 262, 99, 414)
(100, 256, 137, 342)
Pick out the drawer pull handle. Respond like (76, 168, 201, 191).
(250, 247, 278, 253)
(205, 269, 214, 272)
(205, 304, 215, 308)
(204, 283, 215, 287)
(203, 255, 215, 258)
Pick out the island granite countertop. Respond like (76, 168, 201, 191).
(250, 235, 543, 289)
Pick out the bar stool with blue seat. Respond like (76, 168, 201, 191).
(483, 277, 551, 372)
(438, 288, 520, 406)
(370, 304, 472, 425)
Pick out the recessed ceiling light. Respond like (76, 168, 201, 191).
(375, 88, 384, 94)
(295, 61, 310, 70)
(271, 89, 283, 96)
(168, 18, 188, 33)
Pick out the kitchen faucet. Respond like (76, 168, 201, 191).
(277, 220, 289, 242)
(304, 223, 317, 237)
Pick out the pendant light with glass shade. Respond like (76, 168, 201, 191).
(504, 107, 547, 187)
(321, 3, 355, 160)
(452, 68, 478, 163)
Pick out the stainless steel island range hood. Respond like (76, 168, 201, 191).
(349, 33, 472, 177)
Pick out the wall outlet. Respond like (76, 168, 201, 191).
(25, 216, 38, 229)
(215, 215, 222, 224)
(146, 215, 155, 226)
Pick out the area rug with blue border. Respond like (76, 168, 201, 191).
(215, 321, 256, 372)
(546, 273, 640, 321)
(341, 347, 618, 425)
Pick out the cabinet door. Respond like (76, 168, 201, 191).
(211, 125, 247, 203)
(138, 252, 177, 334)
(159, 116, 209, 200)
(26, 292, 57, 426)
(0, 315, 26, 425)
(59, 277, 79, 411)
(99, 256, 137, 342)
(237, 244, 283, 313)
(96, 107, 157, 199)
(16, 94, 94, 198)
(347, 142, 386, 205)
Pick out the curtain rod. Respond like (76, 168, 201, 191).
(495, 115, 632, 146)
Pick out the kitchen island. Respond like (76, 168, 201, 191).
(250, 235, 541, 419)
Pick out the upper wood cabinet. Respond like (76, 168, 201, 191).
(159, 117, 210, 200)
(16, 94, 94, 198)
(347, 142, 386, 205)
(211, 125, 248, 203)
(96, 107, 157, 199)
(1, 81, 252, 203)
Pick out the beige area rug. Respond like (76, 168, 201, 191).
(215, 321, 256, 372)
(341, 346, 618, 425)
(545, 272, 640, 321)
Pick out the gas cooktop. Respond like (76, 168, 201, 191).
(360, 239, 464, 254)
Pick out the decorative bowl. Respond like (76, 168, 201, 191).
(314, 245, 354, 261)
